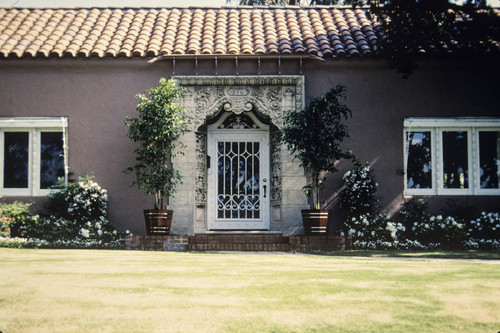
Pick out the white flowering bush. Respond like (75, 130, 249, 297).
(399, 198, 429, 238)
(0, 236, 49, 248)
(339, 162, 378, 222)
(0, 176, 130, 249)
(412, 215, 467, 249)
(337, 213, 406, 249)
(352, 239, 439, 250)
(49, 175, 108, 222)
(465, 212, 500, 249)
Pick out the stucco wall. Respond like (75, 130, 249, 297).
(303, 58, 500, 229)
(0, 57, 498, 234)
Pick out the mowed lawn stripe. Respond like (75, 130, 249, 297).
(0, 248, 498, 332)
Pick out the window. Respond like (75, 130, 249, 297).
(404, 118, 500, 195)
(0, 117, 68, 196)
(406, 131, 432, 190)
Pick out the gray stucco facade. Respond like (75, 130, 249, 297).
(1, 56, 499, 234)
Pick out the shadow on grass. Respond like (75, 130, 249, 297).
(299, 250, 500, 260)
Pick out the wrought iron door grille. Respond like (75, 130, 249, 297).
(217, 141, 261, 219)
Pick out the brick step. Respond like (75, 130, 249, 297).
(125, 235, 352, 252)
(188, 234, 290, 251)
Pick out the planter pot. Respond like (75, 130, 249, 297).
(301, 209, 330, 235)
(144, 209, 173, 235)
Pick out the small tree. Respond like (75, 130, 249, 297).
(281, 84, 353, 209)
(124, 78, 187, 210)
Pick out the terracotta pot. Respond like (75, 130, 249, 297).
(301, 209, 330, 235)
(144, 209, 173, 235)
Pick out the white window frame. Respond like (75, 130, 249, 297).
(403, 128, 435, 195)
(0, 117, 68, 196)
(404, 117, 500, 196)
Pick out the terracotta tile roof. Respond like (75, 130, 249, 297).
(0, 6, 497, 59)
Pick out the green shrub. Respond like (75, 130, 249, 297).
(0, 201, 34, 237)
(48, 175, 108, 222)
(399, 198, 429, 238)
(412, 215, 467, 250)
(337, 213, 406, 249)
(0, 176, 129, 249)
(339, 162, 378, 223)
(465, 212, 500, 249)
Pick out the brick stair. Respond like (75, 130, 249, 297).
(188, 234, 290, 251)
(125, 234, 352, 252)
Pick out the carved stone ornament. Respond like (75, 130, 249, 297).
(195, 132, 207, 205)
(174, 76, 304, 131)
(173, 75, 304, 212)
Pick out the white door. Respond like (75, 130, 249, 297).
(207, 130, 270, 230)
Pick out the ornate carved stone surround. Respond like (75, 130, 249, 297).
(174, 76, 304, 131)
(172, 75, 305, 233)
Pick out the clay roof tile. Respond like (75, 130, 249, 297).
(0, 6, 492, 59)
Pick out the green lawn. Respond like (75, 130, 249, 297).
(314, 250, 500, 260)
(0, 249, 498, 332)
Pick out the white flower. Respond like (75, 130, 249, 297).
(80, 228, 90, 238)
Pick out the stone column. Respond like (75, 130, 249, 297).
(280, 146, 308, 235)
(170, 131, 196, 235)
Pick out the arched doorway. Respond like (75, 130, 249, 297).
(171, 76, 307, 235)
(206, 111, 270, 230)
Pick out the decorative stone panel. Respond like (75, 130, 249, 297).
(175, 76, 304, 131)
(171, 75, 307, 235)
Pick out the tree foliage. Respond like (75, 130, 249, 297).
(230, 0, 360, 5)
(124, 78, 187, 210)
(369, 0, 500, 76)
(231, 0, 499, 76)
(281, 84, 353, 209)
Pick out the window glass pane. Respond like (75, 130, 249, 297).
(3, 132, 29, 188)
(443, 131, 468, 189)
(479, 131, 500, 189)
(40, 132, 65, 189)
(406, 131, 432, 189)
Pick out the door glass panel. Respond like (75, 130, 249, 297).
(406, 131, 432, 189)
(4, 132, 29, 188)
(479, 131, 500, 189)
(443, 131, 468, 189)
(217, 140, 260, 220)
(40, 132, 65, 189)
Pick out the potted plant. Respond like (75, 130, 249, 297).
(281, 84, 353, 235)
(124, 78, 187, 235)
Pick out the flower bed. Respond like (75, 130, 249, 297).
(0, 176, 130, 249)
(337, 164, 499, 250)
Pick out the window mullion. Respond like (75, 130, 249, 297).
(435, 128, 442, 195)
(31, 129, 38, 195)
(470, 128, 477, 195)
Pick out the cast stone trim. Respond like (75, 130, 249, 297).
(174, 76, 304, 131)
(171, 75, 306, 233)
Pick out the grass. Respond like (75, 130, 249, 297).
(0, 248, 498, 332)
(310, 249, 500, 260)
